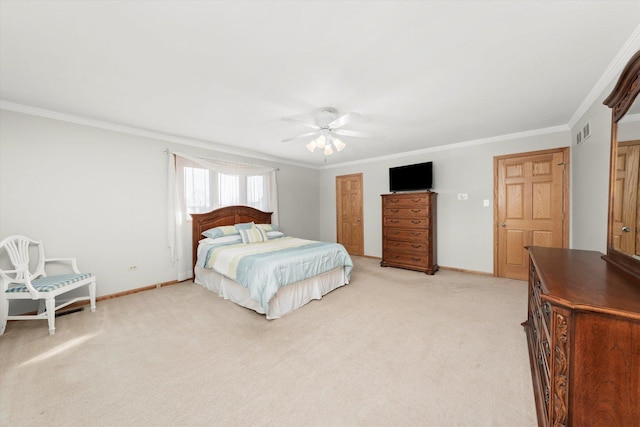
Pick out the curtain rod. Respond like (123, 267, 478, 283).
(164, 149, 279, 171)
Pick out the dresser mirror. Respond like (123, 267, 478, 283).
(604, 50, 640, 277)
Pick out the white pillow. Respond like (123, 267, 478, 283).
(199, 235, 243, 245)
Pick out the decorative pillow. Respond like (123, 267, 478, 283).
(202, 225, 239, 239)
(199, 235, 243, 245)
(239, 226, 267, 244)
(266, 231, 285, 239)
(234, 222, 255, 231)
(256, 224, 281, 232)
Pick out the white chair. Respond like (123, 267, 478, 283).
(0, 235, 96, 335)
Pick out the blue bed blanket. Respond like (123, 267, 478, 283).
(197, 236, 353, 314)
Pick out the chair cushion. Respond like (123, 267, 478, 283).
(5, 273, 94, 293)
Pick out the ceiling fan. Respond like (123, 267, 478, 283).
(282, 107, 371, 155)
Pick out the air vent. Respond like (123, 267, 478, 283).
(582, 122, 591, 140)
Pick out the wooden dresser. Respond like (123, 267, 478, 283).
(380, 192, 437, 274)
(524, 247, 640, 427)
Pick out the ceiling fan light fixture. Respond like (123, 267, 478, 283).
(283, 107, 365, 157)
(306, 141, 317, 152)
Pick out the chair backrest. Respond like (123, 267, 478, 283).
(0, 235, 46, 286)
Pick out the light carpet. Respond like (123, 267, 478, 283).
(0, 256, 536, 426)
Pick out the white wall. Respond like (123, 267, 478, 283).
(0, 109, 319, 297)
(569, 90, 613, 253)
(318, 131, 570, 274)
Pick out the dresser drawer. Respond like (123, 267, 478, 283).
(383, 194, 430, 208)
(383, 251, 430, 268)
(384, 207, 430, 218)
(384, 240, 428, 254)
(384, 217, 429, 229)
(384, 228, 429, 242)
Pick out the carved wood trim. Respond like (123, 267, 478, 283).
(552, 310, 569, 427)
(604, 50, 640, 123)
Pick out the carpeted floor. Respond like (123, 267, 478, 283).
(0, 256, 536, 426)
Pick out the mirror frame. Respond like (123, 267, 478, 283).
(603, 50, 640, 278)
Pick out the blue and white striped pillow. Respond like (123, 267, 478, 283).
(239, 226, 267, 244)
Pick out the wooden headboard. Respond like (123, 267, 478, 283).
(191, 205, 273, 272)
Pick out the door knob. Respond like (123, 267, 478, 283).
(501, 222, 506, 227)
(622, 226, 631, 232)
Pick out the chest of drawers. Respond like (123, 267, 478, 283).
(380, 192, 437, 274)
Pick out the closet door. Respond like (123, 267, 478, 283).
(336, 173, 364, 256)
(495, 148, 569, 280)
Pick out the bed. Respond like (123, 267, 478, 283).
(191, 205, 353, 319)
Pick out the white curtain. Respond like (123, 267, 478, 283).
(167, 152, 279, 280)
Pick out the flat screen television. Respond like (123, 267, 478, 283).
(389, 161, 433, 192)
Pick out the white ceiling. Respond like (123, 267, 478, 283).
(1, 1, 639, 168)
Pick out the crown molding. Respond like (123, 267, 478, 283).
(320, 124, 570, 170)
(1, 100, 571, 171)
(0, 100, 315, 170)
(568, 24, 640, 128)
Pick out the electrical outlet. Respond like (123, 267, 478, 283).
(458, 193, 468, 200)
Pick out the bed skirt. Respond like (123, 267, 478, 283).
(194, 266, 348, 319)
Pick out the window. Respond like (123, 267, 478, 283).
(247, 175, 264, 205)
(182, 166, 271, 216)
(184, 167, 211, 215)
(218, 173, 240, 206)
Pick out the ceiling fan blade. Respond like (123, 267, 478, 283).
(283, 117, 320, 130)
(281, 131, 319, 143)
(334, 129, 372, 138)
(329, 112, 361, 129)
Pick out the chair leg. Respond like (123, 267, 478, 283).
(0, 297, 7, 336)
(45, 298, 56, 335)
(89, 279, 96, 312)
